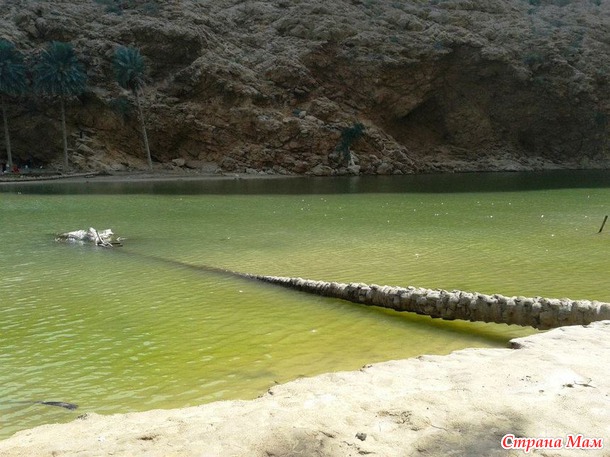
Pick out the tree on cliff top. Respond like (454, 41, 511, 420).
(34, 41, 87, 170)
(114, 45, 152, 170)
(0, 39, 27, 170)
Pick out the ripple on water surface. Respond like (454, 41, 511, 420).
(1, 178, 608, 438)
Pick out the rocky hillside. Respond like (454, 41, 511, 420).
(1, 0, 609, 175)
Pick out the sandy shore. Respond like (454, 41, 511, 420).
(0, 321, 607, 457)
(0, 170, 273, 184)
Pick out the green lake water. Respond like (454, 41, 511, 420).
(0, 171, 608, 439)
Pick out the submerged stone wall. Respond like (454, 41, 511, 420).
(241, 274, 610, 330)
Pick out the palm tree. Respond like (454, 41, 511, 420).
(114, 46, 152, 170)
(34, 41, 87, 170)
(0, 39, 27, 171)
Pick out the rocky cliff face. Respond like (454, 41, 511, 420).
(1, 0, 609, 174)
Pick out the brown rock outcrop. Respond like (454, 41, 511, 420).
(1, 0, 608, 173)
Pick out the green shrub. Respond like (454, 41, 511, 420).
(336, 123, 364, 165)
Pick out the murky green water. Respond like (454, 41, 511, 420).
(0, 171, 608, 439)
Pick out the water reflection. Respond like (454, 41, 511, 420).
(1, 170, 610, 195)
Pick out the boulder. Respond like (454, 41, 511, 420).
(347, 164, 361, 175)
(376, 162, 394, 175)
(310, 164, 334, 176)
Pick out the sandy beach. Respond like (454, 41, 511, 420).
(0, 321, 607, 457)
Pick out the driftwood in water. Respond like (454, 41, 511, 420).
(61, 246, 610, 330)
(55, 228, 122, 247)
(126, 255, 610, 330)
(241, 274, 610, 330)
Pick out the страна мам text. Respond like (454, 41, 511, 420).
(501, 434, 603, 453)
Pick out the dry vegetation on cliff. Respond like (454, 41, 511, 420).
(1, 0, 608, 174)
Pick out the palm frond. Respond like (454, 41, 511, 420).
(113, 46, 145, 92)
(34, 41, 87, 97)
(0, 39, 27, 96)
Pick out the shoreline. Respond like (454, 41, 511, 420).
(0, 321, 608, 456)
(0, 165, 609, 186)
(0, 170, 247, 184)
